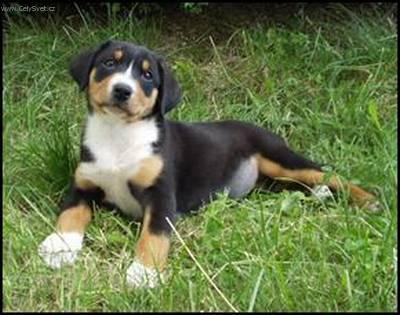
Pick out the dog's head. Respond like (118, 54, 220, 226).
(69, 40, 181, 121)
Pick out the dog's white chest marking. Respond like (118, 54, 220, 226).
(79, 114, 159, 218)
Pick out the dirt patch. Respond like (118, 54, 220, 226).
(159, 3, 303, 43)
(148, 4, 391, 42)
(3, 3, 396, 45)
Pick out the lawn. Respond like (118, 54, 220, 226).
(3, 4, 397, 312)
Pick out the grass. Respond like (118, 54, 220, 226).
(3, 4, 397, 312)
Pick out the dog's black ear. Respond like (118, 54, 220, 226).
(157, 58, 182, 115)
(69, 40, 112, 91)
(69, 49, 97, 90)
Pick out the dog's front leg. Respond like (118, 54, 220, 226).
(126, 185, 176, 289)
(38, 167, 103, 268)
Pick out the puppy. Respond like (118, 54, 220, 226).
(38, 40, 379, 288)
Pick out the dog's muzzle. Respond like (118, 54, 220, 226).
(112, 83, 132, 104)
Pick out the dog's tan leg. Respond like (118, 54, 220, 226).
(38, 167, 100, 268)
(56, 203, 92, 234)
(126, 207, 171, 288)
(255, 154, 378, 210)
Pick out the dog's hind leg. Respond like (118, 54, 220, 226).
(249, 128, 378, 210)
(254, 148, 378, 210)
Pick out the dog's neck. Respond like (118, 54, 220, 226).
(83, 112, 161, 151)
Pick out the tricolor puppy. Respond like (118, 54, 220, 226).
(38, 40, 379, 288)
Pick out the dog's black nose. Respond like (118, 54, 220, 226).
(112, 84, 132, 103)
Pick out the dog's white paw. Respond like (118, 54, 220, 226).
(312, 185, 334, 200)
(38, 232, 83, 269)
(126, 260, 163, 289)
(363, 199, 382, 213)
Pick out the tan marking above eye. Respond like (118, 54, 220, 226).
(142, 59, 150, 71)
(114, 49, 123, 61)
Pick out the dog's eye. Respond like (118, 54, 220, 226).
(103, 59, 116, 68)
(142, 71, 153, 81)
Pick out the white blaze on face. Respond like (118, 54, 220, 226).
(108, 62, 136, 96)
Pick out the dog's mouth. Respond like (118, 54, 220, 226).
(110, 100, 130, 109)
(102, 102, 146, 122)
(89, 86, 158, 123)
(104, 102, 132, 115)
